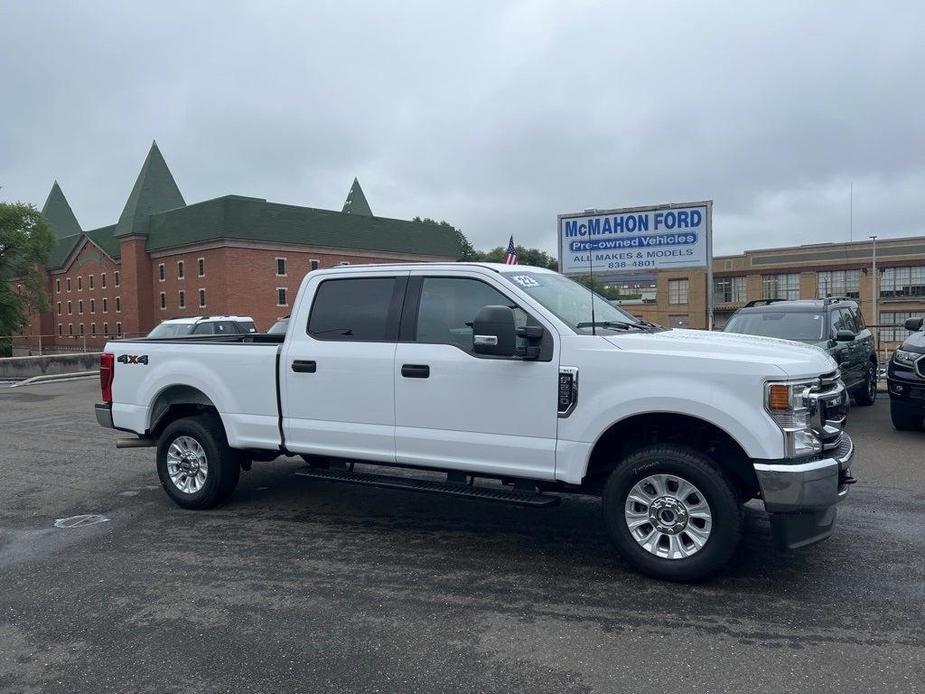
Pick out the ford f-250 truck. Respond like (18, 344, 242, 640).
(96, 263, 855, 581)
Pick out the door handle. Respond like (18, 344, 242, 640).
(292, 360, 317, 373)
(401, 364, 430, 378)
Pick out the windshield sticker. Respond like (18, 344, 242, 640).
(511, 275, 541, 288)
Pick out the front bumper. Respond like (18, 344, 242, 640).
(887, 377, 925, 413)
(95, 403, 114, 429)
(753, 432, 855, 549)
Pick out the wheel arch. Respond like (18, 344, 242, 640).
(582, 411, 759, 498)
(148, 384, 220, 438)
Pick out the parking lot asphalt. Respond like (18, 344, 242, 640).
(0, 379, 923, 694)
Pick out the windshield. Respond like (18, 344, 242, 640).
(501, 271, 639, 332)
(725, 311, 826, 341)
(239, 320, 257, 333)
(147, 322, 194, 338)
(268, 318, 289, 335)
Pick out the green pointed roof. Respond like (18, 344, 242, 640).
(41, 181, 82, 237)
(114, 141, 185, 237)
(342, 177, 372, 216)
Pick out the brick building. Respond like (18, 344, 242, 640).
(619, 236, 925, 355)
(25, 143, 461, 349)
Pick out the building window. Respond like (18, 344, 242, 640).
(277, 287, 288, 306)
(78, 300, 84, 314)
(817, 270, 860, 299)
(158, 263, 165, 281)
(116, 322, 122, 336)
(91, 323, 96, 337)
(177, 260, 185, 279)
(79, 324, 84, 336)
(713, 276, 746, 304)
(198, 258, 205, 277)
(881, 266, 925, 299)
(103, 322, 109, 336)
(668, 279, 689, 305)
(68, 324, 73, 336)
(101, 273, 107, 288)
(276, 258, 287, 276)
(66, 277, 71, 292)
(115, 297, 121, 312)
(880, 312, 921, 342)
(58, 324, 62, 336)
(67, 301, 72, 315)
(160, 292, 166, 310)
(56, 279, 61, 293)
(114, 271, 120, 287)
(178, 290, 185, 309)
(57, 302, 62, 315)
(90, 299, 95, 313)
(310, 259, 319, 271)
(102, 298, 108, 313)
(89, 274, 95, 290)
(762, 273, 800, 300)
(77, 276, 82, 291)
(199, 289, 206, 308)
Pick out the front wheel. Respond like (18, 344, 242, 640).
(853, 362, 878, 406)
(891, 402, 922, 431)
(602, 445, 743, 582)
(157, 414, 241, 509)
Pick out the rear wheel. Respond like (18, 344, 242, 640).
(891, 402, 922, 431)
(602, 445, 742, 582)
(157, 414, 241, 509)
(853, 362, 878, 406)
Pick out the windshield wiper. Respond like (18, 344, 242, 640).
(575, 320, 644, 331)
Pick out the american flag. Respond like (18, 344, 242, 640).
(503, 235, 518, 265)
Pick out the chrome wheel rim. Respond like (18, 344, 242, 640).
(625, 474, 712, 559)
(166, 435, 208, 494)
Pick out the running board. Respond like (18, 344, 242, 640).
(294, 467, 561, 507)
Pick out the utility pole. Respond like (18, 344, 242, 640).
(870, 235, 878, 353)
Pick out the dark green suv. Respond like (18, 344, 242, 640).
(724, 297, 878, 406)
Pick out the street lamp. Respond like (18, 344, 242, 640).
(870, 235, 878, 353)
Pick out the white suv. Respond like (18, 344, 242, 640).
(147, 315, 257, 338)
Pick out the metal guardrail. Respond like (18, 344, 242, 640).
(1, 333, 146, 357)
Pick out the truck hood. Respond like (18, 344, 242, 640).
(603, 328, 837, 380)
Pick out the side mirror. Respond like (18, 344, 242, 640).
(472, 305, 516, 357)
(904, 317, 924, 332)
(835, 330, 855, 342)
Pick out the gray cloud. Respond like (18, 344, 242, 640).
(1, 0, 923, 257)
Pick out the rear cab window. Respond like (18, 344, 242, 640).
(308, 277, 404, 341)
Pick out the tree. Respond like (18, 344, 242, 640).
(0, 203, 55, 355)
(474, 245, 558, 270)
(412, 217, 478, 261)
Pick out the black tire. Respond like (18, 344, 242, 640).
(853, 362, 878, 406)
(156, 414, 241, 509)
(602, 445, 743, 582)
(891, 402, 922, 431)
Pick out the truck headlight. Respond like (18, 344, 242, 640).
(765, 381, 822, 459)
(893, 349, 920, 368)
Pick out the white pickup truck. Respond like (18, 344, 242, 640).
(96, 263, 855, 580)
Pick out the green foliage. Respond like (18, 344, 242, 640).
(0, 202, 55, 340)
(473, 245, 558, 270)
(412, 217, 478, 261)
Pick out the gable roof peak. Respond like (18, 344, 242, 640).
(342, 177, 372, 216)
(40, 181, 82, 237)
(114, 141, 186, 237)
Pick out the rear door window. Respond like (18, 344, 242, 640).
(192, 322, 215, 335)
(308, 277, 402, 341)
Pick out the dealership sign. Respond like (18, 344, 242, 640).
(557, 201, 712, 276)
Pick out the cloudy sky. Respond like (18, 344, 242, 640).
(1, 1, 923, 256)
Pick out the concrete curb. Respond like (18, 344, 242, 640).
(10, 371, 100, 388)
